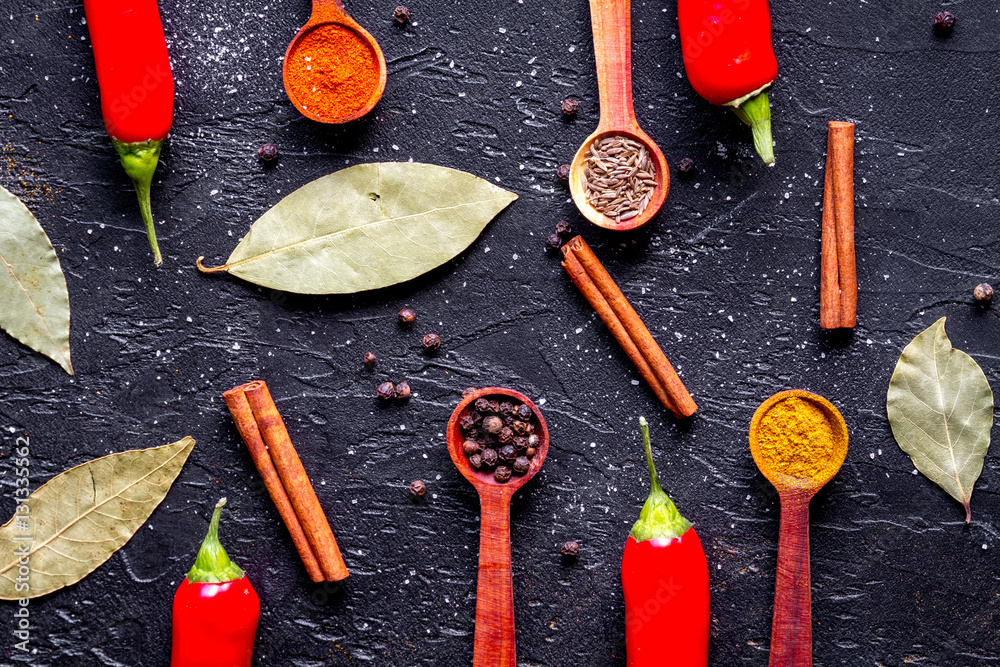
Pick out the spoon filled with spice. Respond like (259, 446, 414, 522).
(447, 387, 549, 667)
(568, 0, 670, 231)
(282, 0, 387, 124)
(749, 390, 848, 667)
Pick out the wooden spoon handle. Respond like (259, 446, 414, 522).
(769, 492, 813, 667)
(309, 0, 349, 24)
(473, 491, 516, 667)
(588, 0, 636, 131)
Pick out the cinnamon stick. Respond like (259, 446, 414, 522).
(820, 121, 857, 329)
(223, 386, 325, 583)
(819, 144, 841, 329)
(225, 380, 349, 582)
(561, 236, 697, 419)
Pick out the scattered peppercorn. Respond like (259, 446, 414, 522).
(257, 143, 279, 162)
(554, 221, 572, 239)
(513, 456, 530, 474)
(974, 282, 993, 304)
(363, 351, 377, 367)
(393, 5, 410, 23)
(678, 157, 695, 175)
(716, 142, 729, 160)
(462, 387, 477, 398)
(481, 448, 499, 468)
(395, 381, 412, 400)
(560, 540, 580, 558)
(409, 479, 426, 497)
(482, 415, 503, 434)
(422, 333, 441, 353)
(556, 164, 571, 181)
(933, 10, 955, 35)
(494, 466, 512, 483)
(376, 381, 395, 400)
(463, 439, 480, 456)
(546, 233, 563, 251)
(397, 308, 416, 326)
(561, 98, 579, 116)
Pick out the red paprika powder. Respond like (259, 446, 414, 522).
(285, 25, 381, 121)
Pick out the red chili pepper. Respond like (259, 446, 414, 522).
(678, 0, 779, 166)
(83, 0, 174, 265)
(172, 499, 260, 667)
(621, 418, 709, 666)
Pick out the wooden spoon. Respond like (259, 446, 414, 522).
(447, 387, 549, 667)
(282, 0, 387, 124)
(569, 0, 669, 232)
(749, 390, 848, 667)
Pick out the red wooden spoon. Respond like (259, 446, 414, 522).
(569, 0, 670, 231)
(447, 387, 549, 667)
(282, 0, 387, 124)
(749, 390, 848, 667)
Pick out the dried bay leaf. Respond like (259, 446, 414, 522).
(0, 185, 72, 373)
(887, 317, 993, 523)
(197, 162, 517, 294)
(0, 437, 195, 599)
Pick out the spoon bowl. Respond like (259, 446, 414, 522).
(282, 0, 387, 124)
(569, 127, 669, 232)
(749, 389, 848, 667)
(570, 0, 670, 231)
(447, 387, 548, 667)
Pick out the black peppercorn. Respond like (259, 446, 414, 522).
(474, 398, 491, 412)
(409, 479, 426, 497)
(933, 10, 955, 35)
(498, 444, 516, 463)
(397, 308, 416, 326)
(974, 282, 993, 304)
(560, 540, 580, 558)
(469, 453, 483, 470)
(499, 401, 514, 415)
(546, 232, 563, 250)
(716, 142, 728, 160)
(395, 381, 411, 400)
(482, 415, 503, 434)
(376, 381, 395, 400)
(459, 413, 476, 431)
(512, 436, 528, 453)
(422, 333, 441, 353)
(554, 221, 572, 239)
(393, 5, 410, 23)
(556, 164, 571, 181)
(513, 456, 530, 474)
(462, 387, 477, 399)
(258, 143, 279, 162)
(526, 434, 539, 448)
(481, 448, 499, 468)
(678, 157, 695, 175)
(487, 400, 500, 413)
(494, 465, 512, 483)
(498, 427, 514, 445)
(510, 421, 529, 436)
(463, 439, 479, 456)
(561, 98, 579, 116)
(525, 446, 536, 459)
(363, 351, 377, 367)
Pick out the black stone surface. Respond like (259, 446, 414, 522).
(1, 0, 999, 665)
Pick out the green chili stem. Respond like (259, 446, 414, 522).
(112, 138, 164, 266)
(730, 90, 775, 167)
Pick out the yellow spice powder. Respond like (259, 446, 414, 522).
(756, 397, 836, 479)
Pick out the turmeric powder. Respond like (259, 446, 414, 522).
(755, 397, 836, 479)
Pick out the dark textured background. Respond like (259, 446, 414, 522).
(1, 0, 999, 664)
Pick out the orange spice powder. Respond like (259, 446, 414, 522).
(286, 24, 380, 120)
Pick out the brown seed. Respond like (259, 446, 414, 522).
(409, 479, 426, 496)
(525, 447, 537, 459)
(394, 381, 411, 400)
(469, 453, 483, 470)
(499, 427, 514, 444)
(546, 232, 563, 250)
(561, 98, 579, 116)
(463, 439, 479, 455)
(554, 221, 572, 239)
(512, 436, 528, 453)
(513, 456, 530, 474)
(560, 540, 580, 558)
(398, 308, 416, 326)
(556, 164, 571, 181)
(494, 465, 512, 483)
(462, 387, 477, 398)
(376, 382, 395, 400)
(498, 444, 516, 463)
(422, 333, 441, 353)
(363, 351, 377, 367)
(482, 415, 503, 434)
(393, 5, 410, 23)
(481, 448, 499, 468)
(258, 143, 279, 162)
(974, 283, 993, 304)
(459, 413, 476, 431)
